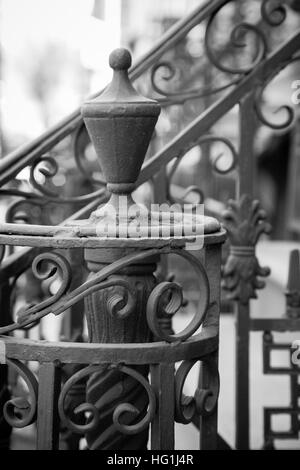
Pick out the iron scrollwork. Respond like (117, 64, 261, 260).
(205, 7, 267, 75)
(261, 0, 287, 26)
(14, 252, 72, 327)
(0, 150, 107, 227)
(58, 364, 156, 439)
(0, 247, 210, 337)
(150, 61, 241, 103)
(175, 358, 220, 424)
(150, 0, 290, 106)
(146, 250, 210, 343)
(254, 65, 296, 131)
(3, 359, 38, 429)
(167, 135, 237, 205)
(0, 252, 137, 334)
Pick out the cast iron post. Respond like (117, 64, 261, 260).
(81, 48, 160, 449)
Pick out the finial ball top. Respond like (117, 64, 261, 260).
(109, 48, 132, 71)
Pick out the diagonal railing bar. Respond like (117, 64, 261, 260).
(0, 0, 228, 188)
(137, 31, 300, 187)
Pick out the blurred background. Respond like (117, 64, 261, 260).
(0, 0, 198, 150)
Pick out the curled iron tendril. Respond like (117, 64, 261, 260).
(253, 54, 300, 130)
(3, 359, 38, 428)
(261, 0, 287, 26)
(14, 153, 107, 205)
(16, 252, 72, 324)
(175, 358, 220, 424)
(106, 277, 136, 320)
(201, 135, 238, 175)
(167, 135, 237, 205)
(146, 249, 209, 343)
(0, 257, 136, 334)
(19, 277, 135, 326)
(254, 73, 295, 130)
(58, 364, 156, 436)
(1, 248, 204, 337)
(30, 155, 59, 198)
(151, 61, 178, 96)
(205, 5, 267, 75)
(111, 365, 156, 436)
(171, 135, 237, 180)
(5, 197, 47, 225)
(58, 365, 100, 434)
(150, 60, 240, 101)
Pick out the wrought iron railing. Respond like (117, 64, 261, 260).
(0, 0, 300, 450)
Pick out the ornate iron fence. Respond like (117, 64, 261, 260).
(0, 0, 300, 450)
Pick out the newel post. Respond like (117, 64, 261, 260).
(81, 48, 160, 450)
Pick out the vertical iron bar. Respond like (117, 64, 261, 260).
(59, 249, 85, 342)
(200, 244, 222, 449)
(235, 302, 250, 450)
(199, 351, 219, 450)
(150, 363, 175, 450)
(37, 362, 61, 450)
(235, 92, 256, 450)
(0, 280, 12, 450)
(238, 92, 256, 196)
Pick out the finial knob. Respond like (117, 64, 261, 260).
(109, 48, 132, 71)
(82, 47, 161, 221)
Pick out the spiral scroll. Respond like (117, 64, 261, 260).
(146, 250, 209, 343)
(149, 0, 290, 106)
(3, 359, 38, 428)
(167, 135, 237, 205)
(254, 64, 297, 130)
(58, 364, 156, 446)
(16, 252, 72, 327)
(30, 156, 60, 199)
(0, 256, 137, 335)
(204, 1, 269, 75)
(175, 358, 219, 425)
(151, 58, 241, 102)
(261, 0, 287, 26)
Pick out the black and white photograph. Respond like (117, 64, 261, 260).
(0, 0, 300, 453)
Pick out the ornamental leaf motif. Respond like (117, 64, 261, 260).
(222, 194, 271, 304)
